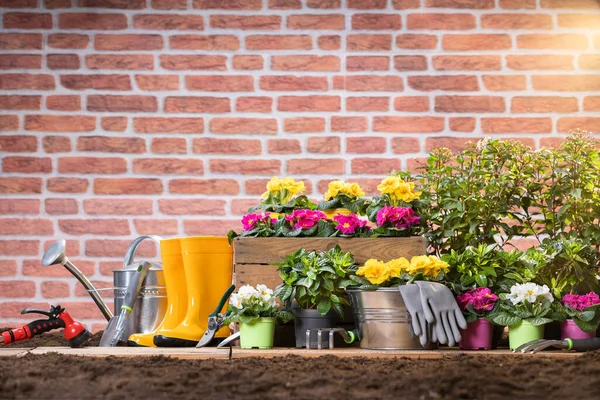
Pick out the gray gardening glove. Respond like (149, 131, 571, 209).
(399, 284, 437, 347)
(415, 281, 467, 347)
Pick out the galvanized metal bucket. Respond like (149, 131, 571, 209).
(347, 288, 427, 350)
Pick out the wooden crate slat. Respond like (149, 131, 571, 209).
(235, 264, 280, 289)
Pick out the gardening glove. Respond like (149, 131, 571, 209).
(399, 284, 436, 347)
(415, 281, 467, 347)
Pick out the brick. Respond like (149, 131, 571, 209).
(47, 178, 89, 193)
(0, 240, 39, 255)
(231, 199, 258, 215)
(43, 136, 71, 153)
(347, 137, 387, 154)
(331, 116, 368, 132)
(348, 0, 386, 8)
(0, 199, 40, 215)
(246, 35, 312, 50)
(426, 137, 473, 152)
(194, 138, 262, 155)
(391, 137, 421, 154)
(59, 13, 128, 30)
(135, 75, 179, 91)
(580, 55, 600, 70)
(396, 34, 438, 49)
(352, 158, 400, 174)
(84, 198, 153, 215)
(481, 118, 553, 133)
(0, 54, 41, 70)
(306, 137, 340, 153)
(3, 12, 52, 29)
(164, 97, 230, 113)
(352, 14, 401, 30)
(3, 156, 52, 173)
(170, 35, 240, 50)
(169, 179, 240, 195)
(210, 117, 277, 134)
(307, 0, 340, 7)
(0, 136, 36, 152)
(318, 35, 341, 50)
(288, 158, 344, 174)
(0, 33, 43, 50)
(194, 0, 262, 9)
(87, 95, 157, 112)
(0, 260, 18, 276)
(541, 0, 600, 8)
(78, 0, 146, 8)
(86, 54, 154, 70)
(482, 14, 553, 29)
(46, 95, 80, 111)
(333, 76, 345, 89)
(278, 96, 340, 112)
(152, 0, 187, 9)
(0, 218, 53, 235)
(0, 281, 36, 298)
(517, 34, 589, 50)
(102, 117, 127, 132)
(433, 55, 501, 71)
(268, 139, 301, 154)
(133, 14, 204, 30)
(150, 138, 187, 154)
(233, 55, 263, 70)
(407, 13, 476, 30)
(260, 76, 327, 91)
(134, 117, 204, 134)
(0, 74, 54, 90)
(94, 178, 163, 195)
(284, 117, 326, 133)
(0, 0, 37, 7)
(41, 281, 70, 299)
(236, 96, 272, 113)
(346, 75, 404, 91)
(186, 75, 254, 92)
(373, 116, 445, 133)
(394, 56, 427, 71)
(159, 199, 225, 215)
(347, 34, 392, 51)
(160, 55, 227, 70)
(532, 75, 600, 91)
(272, 55, 340, 71)
(135, 158, 205, 175)
(0, 115, 18, 131)
(450, 117, 476, 132)
(86, 239, 156, 257)
(134, 219, 179, 236)
(211, 15, 281, 30)
(583, 97, 600, 111)
(426, 0, 493, 8)
(95, 34, 163, 51)
(394, 96, 429, 112)
(45, 198, 78, 215)
(46, 54, 79, 70)
(347, 56, 389, 71)
(60, 74, 131, 91)
(347, 96, 389, 112)
(558, 14, 600, 29)
(482, 75, 527, 91)
(58, 157, 126, 174)
(48, 33, 89, 49)
(435, 96, 505, 113)
(77, 136, 145, 153)
(557, 117, 600, 133)
(512, 97, 579, 113)
(287, 14, 344, 29)
(507, 55, 574, 71)
(500, 0, 535, 8)
(442, 34, 512, 50)
(210, 159, 281, 175)
(184, 219, 240, 236)
(24, 115, 95, 132)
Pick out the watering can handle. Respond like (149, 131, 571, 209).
(123, 235, 163, 267)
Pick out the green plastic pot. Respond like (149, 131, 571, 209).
(239, 318, 276, 349)
(509, 320, 545, 350)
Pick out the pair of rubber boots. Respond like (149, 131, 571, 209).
(128, 236, 233, 347)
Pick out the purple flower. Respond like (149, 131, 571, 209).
(334, 213, 367, 235)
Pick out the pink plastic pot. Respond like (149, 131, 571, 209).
(459, 318, 493, 350)
(561, 319, 595, 341)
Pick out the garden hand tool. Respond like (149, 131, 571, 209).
(100, 261, 152, 347)
(217, 331, 240, 348)
(305, 328, 358, 350)
(399, 284, 437, 347)
(0, 305, 90, 348)
(415, 281, 467, 347)
(42, 240, 113, 321)
(196, 284, 236, 347)
(514, 338, 600, 353)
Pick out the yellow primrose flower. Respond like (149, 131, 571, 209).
(426, 256, 449, 277)
(262, 176, 282, 199)
(392, 181, 421, 203)
(324, 180, 345, 200)
(340, 182, 365, 198)
(377, 176, 401, 195)
(406, 255, 431, 276)
(280, 177, 305, 197)
(387, 257, 409, 278)
(357, 259, 391, 285)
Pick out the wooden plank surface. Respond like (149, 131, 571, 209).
(28, 347, 230, 359)
(0, 348, 32, 357)
(234, 237, 427, 265)
(235, 264, 280, 289)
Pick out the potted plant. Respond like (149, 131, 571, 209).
(456, 287, 498, 350)
(224, 284, 293, 349)
(250, 176, 316, 217)
(317, 180, 368, 218)
(553, 293, 600, 340)
(491, 282, 554, 350)
(275, 245, 354, 348)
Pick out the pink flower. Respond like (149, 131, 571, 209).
(563, 292, 600, 311)
(285, 209, 327, 230)
(376, 207, 390, 226)
(456, 292, 473, 311)
(241, 213, 261, 231)
(376, 206, 420, 230)
(334, 214, 367, 235)
(457, 288, 498, 312)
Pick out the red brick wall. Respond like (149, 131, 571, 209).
(0, 0, 599, 329)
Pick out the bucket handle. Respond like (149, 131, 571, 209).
(123, 235, 163, 268)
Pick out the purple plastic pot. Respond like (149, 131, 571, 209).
(459, 318, 493, 350)
(561, 319, 595, 341)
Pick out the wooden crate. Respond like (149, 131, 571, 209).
(233, 236, 427, 289)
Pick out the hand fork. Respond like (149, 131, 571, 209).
(514, 338, 600, 354)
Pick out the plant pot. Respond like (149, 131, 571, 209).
(323, 208, 352, 220)
(508, 320, 545, 351)
(292, 306, 337, 349)
(459, 318, 493, 350)
(239, 318, 276, 349)
(561, 319, 596, 341)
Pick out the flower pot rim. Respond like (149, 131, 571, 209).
(346, 287, 399, 293)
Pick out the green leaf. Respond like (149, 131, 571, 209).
(579, 310, 596, 322)
(574, 317, 600, 333)
(491, 312, 521, 327)
(526, 317, 553, 327)
(317, 298, 332, 316)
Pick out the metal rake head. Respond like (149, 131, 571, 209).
(513, 339, 568, 354)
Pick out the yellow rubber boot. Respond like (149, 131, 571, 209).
(154, 236, 233, 347)
(127, 238, 188, 347)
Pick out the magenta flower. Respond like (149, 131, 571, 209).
(376, 206, 420, 230)
(241, 213, 261, 231)
(562, 292, 600, 311)
(285, 209, 327, 230)
(334, 213, 367, 235)
(457, 287, 498, 312)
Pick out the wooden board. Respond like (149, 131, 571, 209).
(0, 348, 32, 357)
(235, 264, 280, 289)
(28, 346, 230, 359)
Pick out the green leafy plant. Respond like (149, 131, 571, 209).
(491, 282, 554, 327)
(274, 246, 353, 317)
(224, 284, 294, 325)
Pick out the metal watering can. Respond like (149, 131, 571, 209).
(42, 235, 167, 339)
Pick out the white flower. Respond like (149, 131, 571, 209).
(256, 284, 273, 301)
(268, 296, 277, 307)
(238, 284, 258, 301)
(506, 282, 554, 305)
(229, 293, 242, 309)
